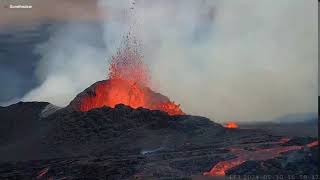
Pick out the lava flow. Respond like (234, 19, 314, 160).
(204, 140, 319, 176)
(69, 33, 184, 116)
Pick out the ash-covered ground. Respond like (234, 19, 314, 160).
(0, 102, 318, 180)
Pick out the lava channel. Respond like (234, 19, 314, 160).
(204, 140, 319, 176)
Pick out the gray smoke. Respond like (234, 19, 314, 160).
(22, 0, 317, 122)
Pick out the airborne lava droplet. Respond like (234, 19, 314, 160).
(108, 34, 151, 87)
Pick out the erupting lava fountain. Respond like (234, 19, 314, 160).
(68, 33, 184, 116)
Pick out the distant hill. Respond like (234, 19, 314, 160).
(239, 112, 318, 137)
(274, 112, 317, 123)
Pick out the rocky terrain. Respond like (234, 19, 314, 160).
(0, 102, 318, 179)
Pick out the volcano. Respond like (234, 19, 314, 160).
(68, 32, 184, 116)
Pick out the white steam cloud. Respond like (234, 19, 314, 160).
(22, 23, 107, 106)
(23, 0, 317, 122)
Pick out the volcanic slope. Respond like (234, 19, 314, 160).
(0, 102, 318, 179)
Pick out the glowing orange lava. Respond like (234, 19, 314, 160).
(108, 34, 150, 87)
(79, 79, 145, 110)
(204, 140, 319, 176)
(77, 79, 184, 115)
(72, 32, 184, 116)
(224, 122, 239, 129)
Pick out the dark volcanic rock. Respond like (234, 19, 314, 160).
(0, 102, 226, 179)
(0, 101, 49, 145)
(0, 102, 318, 179)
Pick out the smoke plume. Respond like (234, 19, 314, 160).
(22, 0, 317, 122)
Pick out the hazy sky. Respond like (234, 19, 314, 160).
(0, 0, 317, 122)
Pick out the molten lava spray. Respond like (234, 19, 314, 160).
(70, 32, 184, 115)
(108, 33, 150, 87)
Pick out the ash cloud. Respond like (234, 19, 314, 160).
(17, 0, 317, 122)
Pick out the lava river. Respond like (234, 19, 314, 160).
(204, 139, 319, 176)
